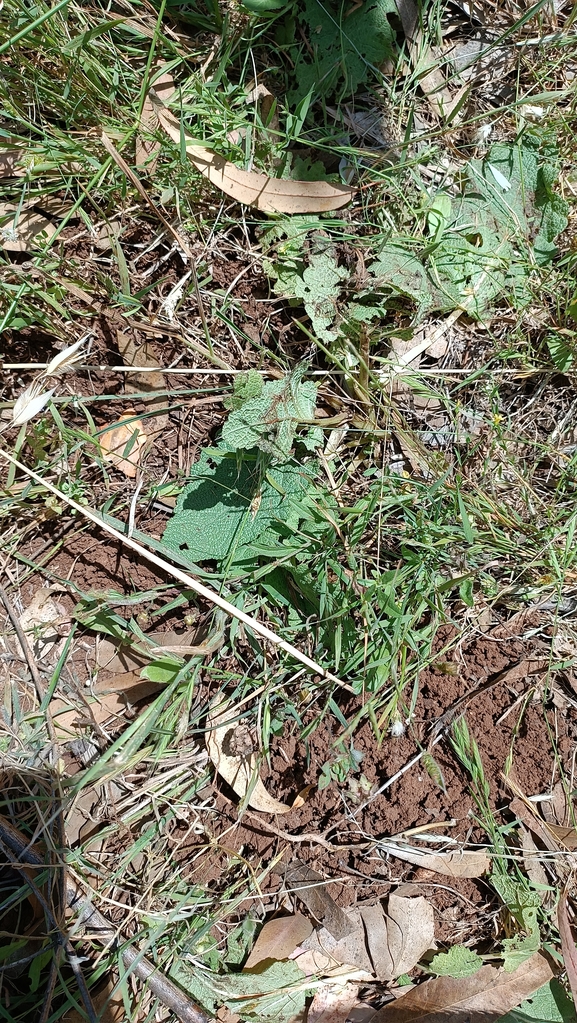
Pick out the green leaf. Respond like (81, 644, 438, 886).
(224, 370, 264, 411)
(141, 656, 183, 683)
(241, 0, 286, 10)
(546, 331, 574, 371)
(491, 873, 541, 972)
(170, 957, 307, 1022)
(289, 0, 396, 105)
(222, 372, 317, 460)
(496, 979, 576, 1022)
(162, 446, 315, 564)
(430, 945, 484, 978)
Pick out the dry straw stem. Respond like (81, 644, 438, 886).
(0, 449, 354, 691)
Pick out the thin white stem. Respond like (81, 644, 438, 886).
(0, 449, 353, 693)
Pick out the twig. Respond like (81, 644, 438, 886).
(0, 814, 208, 1023)
(0, 449, 355, 693)
(242, 810, 371, 853)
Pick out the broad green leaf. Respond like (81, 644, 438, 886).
(430, 945, 484, 978)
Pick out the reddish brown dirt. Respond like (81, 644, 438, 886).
(4, 510, 572, 951)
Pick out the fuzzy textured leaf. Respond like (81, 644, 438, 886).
(222, 373, 317, 460)
(171, 954, 307, 1022)
(430, 945, 484, 978)
(162, 446, 314, 564)
(290, 0, 396, 105)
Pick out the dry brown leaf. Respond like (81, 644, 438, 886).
(244, 914, 313, 969)
(152, 97, 354, 214)
(286, 860, 354, 940)
(117, 331, 168, 436)
(99, 413, 148, 477)
(364, 896, 435, 982)
(307, 982, 367, 1023)
(97, 629, 202, 674)
(50, 680, 162, 738)
(0, 203, 57, 251)
(0, 149, 26, 178)
(301, 908, 373, 974)
(370, 951, 553, 1022)
(378, 839, 490, 878)
(206, 699, 291, 814)
(290, 948, 372, 983)
(136, 67, 175, 172)
(19, 586, 68, 663)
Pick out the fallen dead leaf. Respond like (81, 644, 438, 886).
(19, 586, 68, 663)
(99, 412, 148, 477)
(0, 203, 57, 251)
(97, 629, 200, 674)
(152, 95, 354, 214)
(378, 839, 490, 878)
(117, 331, 168, 437)
(300, 897, 434, 983)
(365, 895, 435, 981)
(307, 982, 367, 1023)
(0, 149, 26, 178)
(290, 947, 373, 983)
(244, 914, 313, 969)
(207, 699, 291, 814)
(136, 66, 175, 172)
(301, 908, 372, 974)
(369, 950, 553, 1022)
(286, 860, 354, 940)
(50, 680, 162, 739)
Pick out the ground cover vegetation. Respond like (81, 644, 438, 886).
(1, 0, 577, 1019)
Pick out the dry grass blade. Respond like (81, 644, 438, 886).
(557, 893, 577, 1006)
(0, 449, 354, 690)
(151, 94, 355, 213)
(0, 815, 209, 1023)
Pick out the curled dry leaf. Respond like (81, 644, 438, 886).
(378, 839, 490, 878)
(369, 950, 553, 1023)
(366, 895, 435, 982)
(244, 914, 313, 969)
(307, 982, 367, 1023)
(0, 203, 57, 251)
(206, 699, 291, 814)
(151, 96, 354, 214)
(136, 66, 175, 172)
(99, 413, 148, 478)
